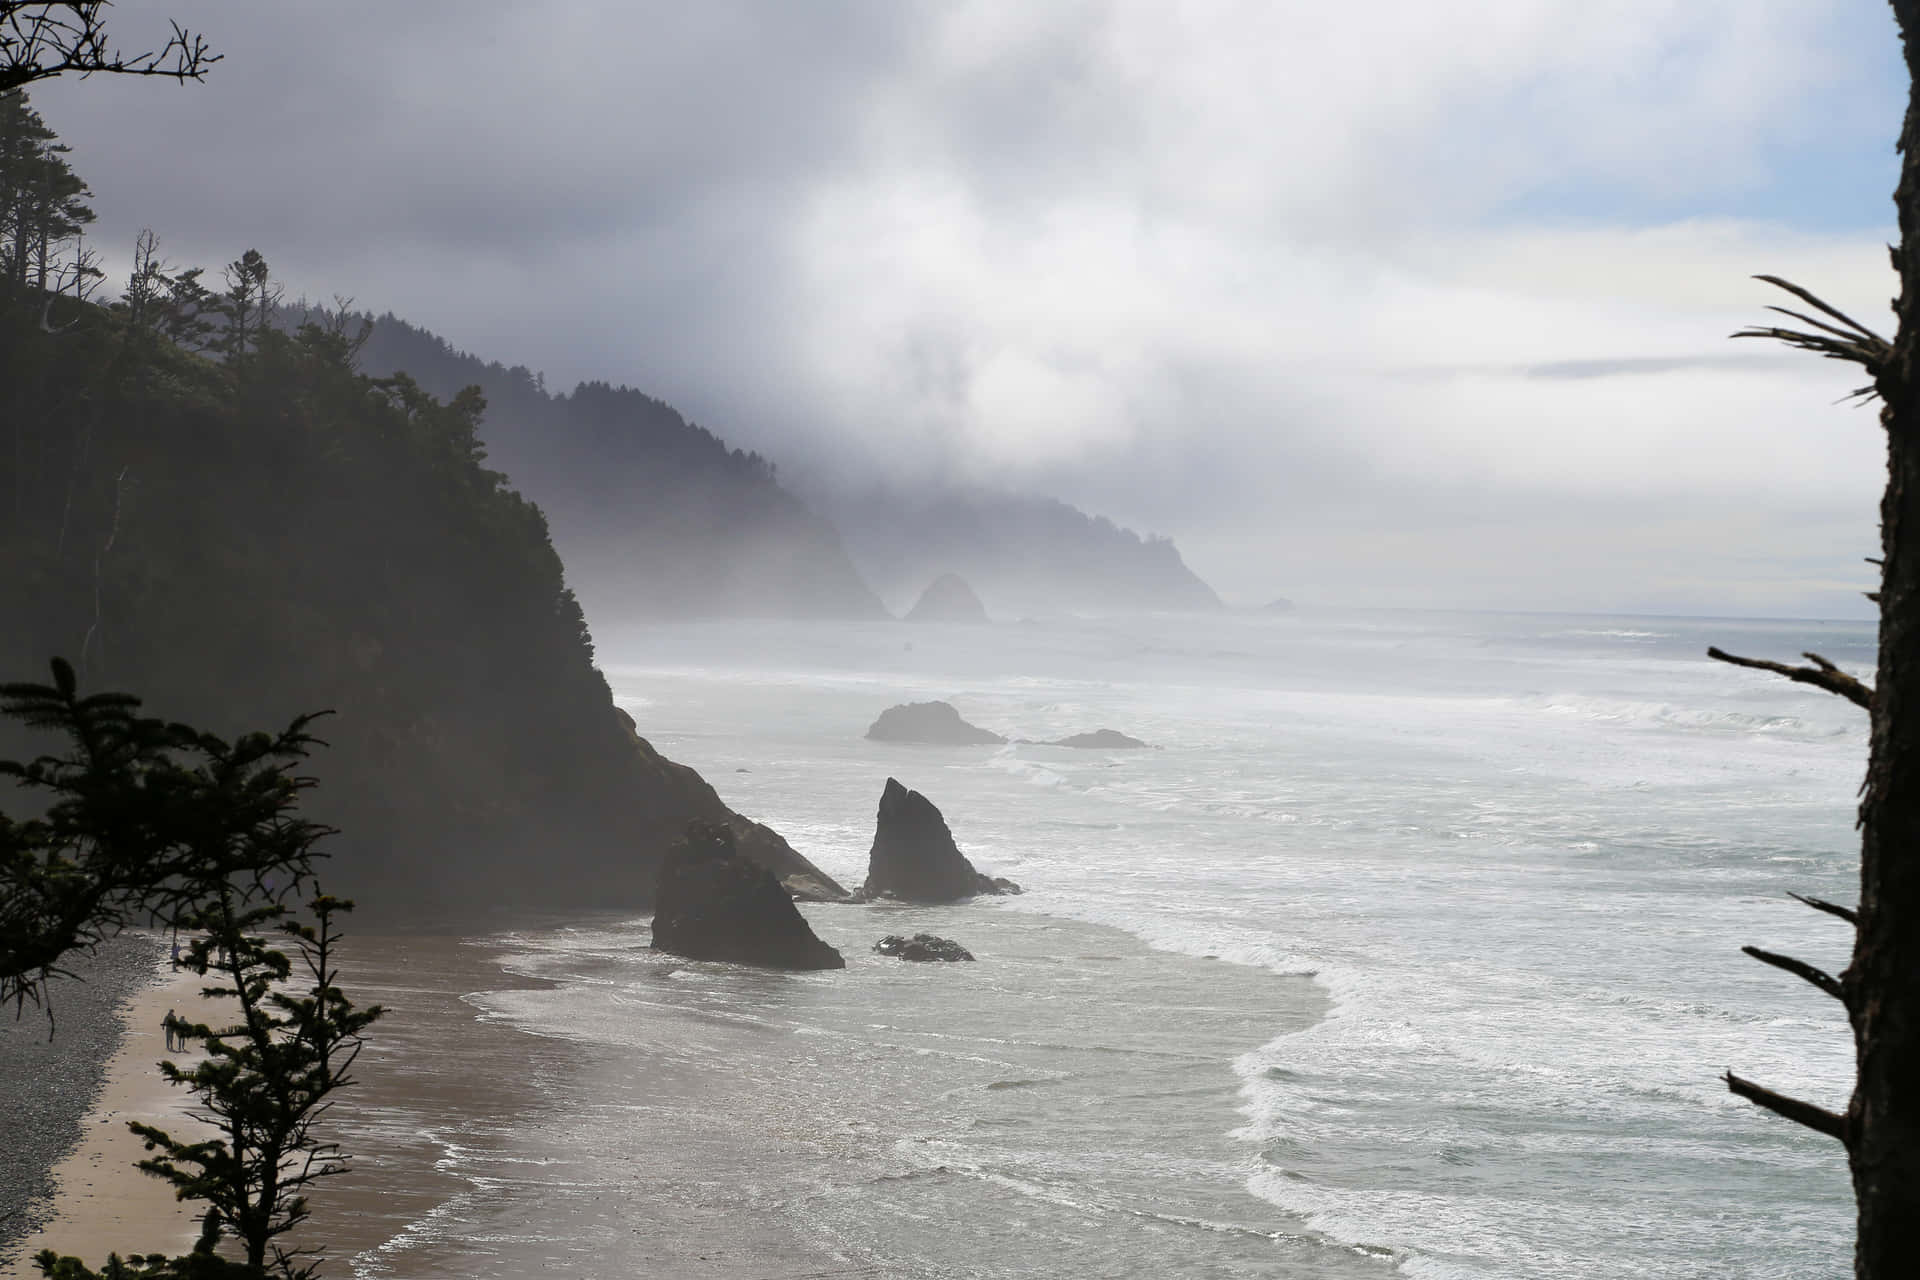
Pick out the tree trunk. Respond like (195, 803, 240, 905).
(1857, 7, 1920, 1273)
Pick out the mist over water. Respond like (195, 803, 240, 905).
(344, 609, 1861, 1277)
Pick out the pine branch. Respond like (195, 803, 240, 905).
(1706, 647, 1873, 710)
(1724, 1071, 1848, 1142)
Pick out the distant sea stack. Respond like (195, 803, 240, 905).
(1045, 729, 1151, 750)
(905, 573, 989, 623)
(651, 824, 845, 970)
(866, 701, 1007, 746)
(860, 778, 1020, 902)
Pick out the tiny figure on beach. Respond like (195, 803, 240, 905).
(170, 940, 180, 970)
(163, 1008, 178, 1053)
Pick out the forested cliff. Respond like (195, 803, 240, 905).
(349, 314, 888, 621)
(0, 89, 829, 917)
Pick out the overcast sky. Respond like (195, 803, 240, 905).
(33, 2, 1908, 615)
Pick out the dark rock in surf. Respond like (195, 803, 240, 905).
(866, 700, 1007, 746)
(859, 778, 1020, 902)
(905, 573, 989, 623)
(782, 872, 849, 903)
(652, 823, 845, 970)
(1045, 729, 1152, 750)
(874, 933, 975, 962)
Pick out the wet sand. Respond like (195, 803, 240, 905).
(5, 926, 844, 1276)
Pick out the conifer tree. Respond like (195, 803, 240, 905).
(0, 659, 325, 1018)
(119, 893, 383, 1278)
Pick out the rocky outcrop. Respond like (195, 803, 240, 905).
(618, 711, 852, 899)
(860, 778, 1020, 902)
(651, 823, 845, 969)
(1043, 729, 1152, 749)
(874, 933, 975, 962)
(865, 701, 1006, 746)
(905, 573, 989, 623)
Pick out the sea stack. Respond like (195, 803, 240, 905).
(905, 573, 989, 623)
(866, 700, 1007, 746)
(1045, 729, 1152, 749)
(651, 823, 845, 969)
(861, 778, 1020, 902)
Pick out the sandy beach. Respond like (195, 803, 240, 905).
(3, 953, 221, 1277)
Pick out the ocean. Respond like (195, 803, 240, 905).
(329, 609, 1864, 1278)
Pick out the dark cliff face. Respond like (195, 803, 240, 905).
(351, 315, 887, 622)
(651, 824, 845, 970)
(861, 778, 1018, 903)
(0, 300, 809, 921)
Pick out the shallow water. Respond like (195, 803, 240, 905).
(335, 608, 1862, 1277)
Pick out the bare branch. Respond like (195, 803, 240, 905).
(1750, 275, 1889, 344)
(0, 5, 221, 94)
(1789, 891, 1859, 926)
(1706, 647, 1873, 710)
(1742, 944, 1846, 1002)
(1724, 1071, 1848, 1142)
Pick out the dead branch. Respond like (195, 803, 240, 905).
(1731, 276, 1891, 402)
(1790, 892, 1859, 926)
(1, 6, 220, 93)
(1724, 1071, 1848, 1142)
(1706, 647, 1873, 710)
(1743, 944, 1846, 1002)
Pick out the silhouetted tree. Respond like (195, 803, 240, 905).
(219, 249, 279, 367)
(1, 3, 217, 93)
(0, 659, 325, 1019)
(0, 89, 90, 287)
(1702, 6, 1920, 1274)
(119, 893, 383, 1278)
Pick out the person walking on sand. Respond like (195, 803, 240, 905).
(170, 940, 180, 970)
(163, 1009, 177, 1053)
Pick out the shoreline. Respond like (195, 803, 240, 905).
(0, 934, 164, 1264)
(2, 949, 220, 1277)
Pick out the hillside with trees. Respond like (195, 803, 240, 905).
(352, 314, 1224, 621)
(822, 486, 1224, 617)
(0, 90, 825, 918)
(348, 314, 888, 621)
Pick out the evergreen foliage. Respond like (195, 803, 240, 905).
(0, 658, 324, 1018)
(127, 894, 382, 1277)
(0, 89, 95, 294)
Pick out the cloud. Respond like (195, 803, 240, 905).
(29, 1, 1905, 613)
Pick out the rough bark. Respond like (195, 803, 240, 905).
(1856, 10, 1920, 1271)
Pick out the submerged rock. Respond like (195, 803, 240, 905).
(1045, 729, 1152, 750)
(905, 573, 989, 623)
(865, 700, 1007, 746)
(874, 933, 975, 962)
(859, 778, 1020, 902)
(652, 823, 845, 970)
